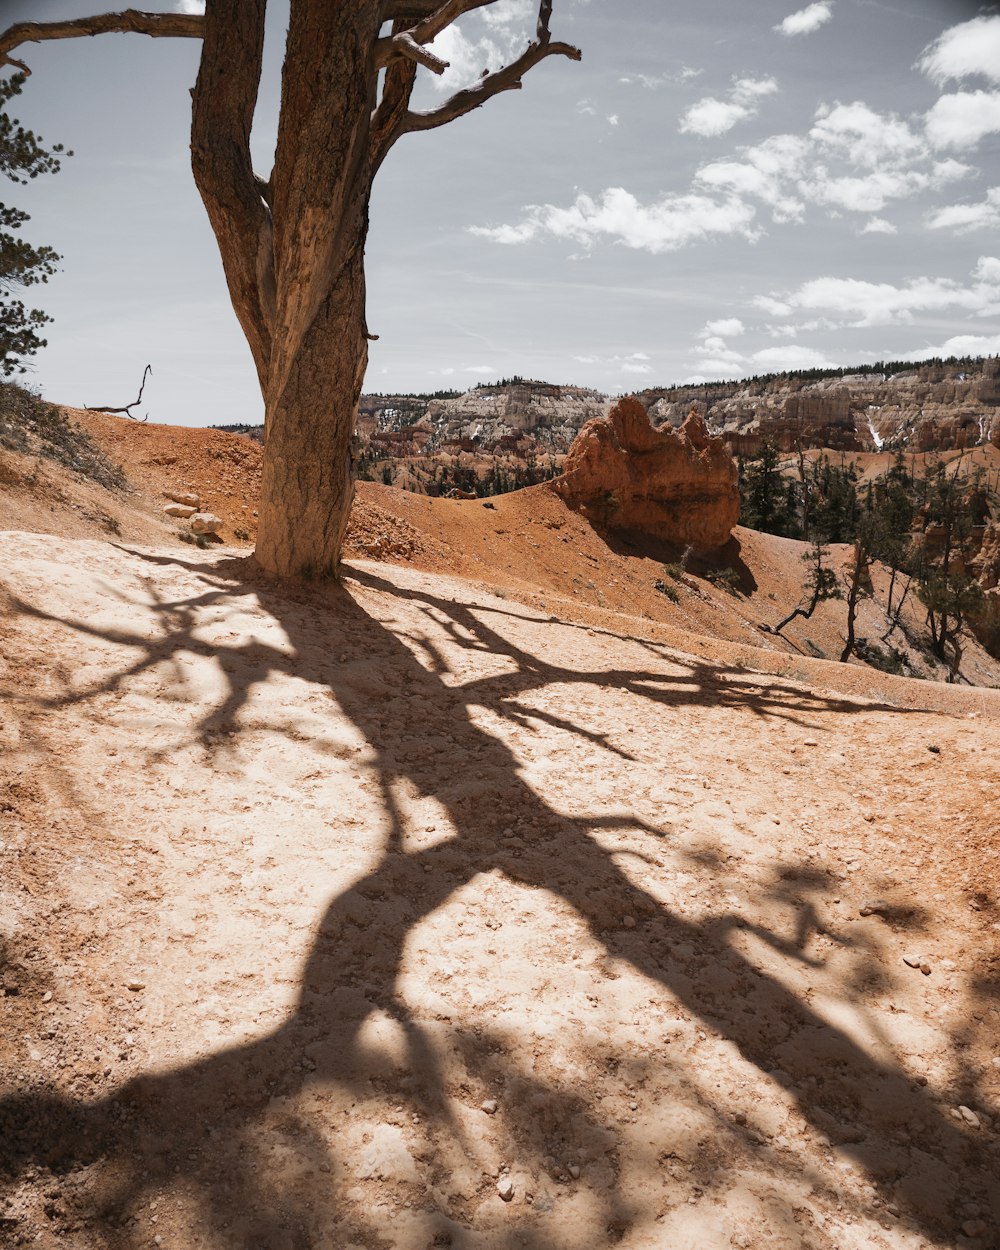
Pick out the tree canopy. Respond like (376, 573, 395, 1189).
(0, 71, 69, 376)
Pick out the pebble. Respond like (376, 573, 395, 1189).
(567, 1164, 580, 1179)
(481, 1099, 498, 1115)
(42, 991, 52, 1003)
(963, 1220, 987, 1238)
(126, 981, 145, 992)
(497, 1176, 514, 1201)
(859, 899, 890, 917)
(902, 953, 922, 968)
(622, 915, 636, 929)
(958, 1105, 981, 1128)
(803, 738, 818, 746)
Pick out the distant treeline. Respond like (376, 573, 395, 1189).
(650, 355, 989, 394)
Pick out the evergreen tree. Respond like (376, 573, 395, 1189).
(1, 72, 69, 375)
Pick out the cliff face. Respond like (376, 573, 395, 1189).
(360, 383, 610, 454)
(554, 398, 739, 551)
(639, 360, 1000, 455)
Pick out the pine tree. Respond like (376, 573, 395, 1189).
(0, 72, 69, 375)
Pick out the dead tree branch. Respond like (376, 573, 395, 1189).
(85, 365, 152, 421)
(402, 0, 580, 134)
(0, 10, 205, 72)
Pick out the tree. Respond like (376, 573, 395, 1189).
(739, 439, 799, 536)
(0, 71, 68, 375)
(770, 536, 842, 636)
(839, 512, 877, 663)
(0, 3, 580, 577)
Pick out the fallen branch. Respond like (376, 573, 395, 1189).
(85, 365, 152, 421)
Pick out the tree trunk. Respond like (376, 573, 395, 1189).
(255, 233, 368, 579)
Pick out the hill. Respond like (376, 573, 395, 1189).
(1, 396, 998, 1250)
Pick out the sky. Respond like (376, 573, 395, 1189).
(3, 0, 1000, 426)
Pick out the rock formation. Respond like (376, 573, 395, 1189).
(554, 398, 739, 551)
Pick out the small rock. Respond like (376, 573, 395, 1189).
(803, 738, 818, 746)
(958, 1105, 981, 1128)
(963, 1220, 987, 1238)
(481, 1099, 498, 1115)
(190, 512, 223, 535)
(927, 744, 940, 754)
(622, 915, 636, 929)
(902, 953, 922, 968)
(941, 958, 956, 970)
(126, 981, 145, 992)
(41, 990, 52, 1003)
(163, 503, 196, 518)
(567, 1164, 580, 1179)
(920, 962, 931, 976)
(497, 1176, 514, 1202)
(859, 899, 890, 917)
(167, 491, 199, 508)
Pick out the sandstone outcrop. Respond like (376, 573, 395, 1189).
(554, 398, 739, 551)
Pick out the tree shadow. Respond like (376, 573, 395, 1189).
(0, 548, 995, 1248)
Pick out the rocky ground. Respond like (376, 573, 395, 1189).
(0, 411, 998, 1250)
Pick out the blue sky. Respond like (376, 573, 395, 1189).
(4, 0, 1000, 424)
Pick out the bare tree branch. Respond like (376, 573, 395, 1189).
(0, 10, 205, 72)
(376, 30, 449, 74)
(191, 0, 273, 392)
(402, 0, 582, 135)
(85, 365, 151, 421)
(370, 50, 419, 176)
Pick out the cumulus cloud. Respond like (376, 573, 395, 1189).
(679, 76, 778, 137)
(702, 318, 746, 337)
(774, 2, 833, 37)
(428, 8, 534, 92)
(917, 15, 1000, 86)
(926, 188, 1000, 233)
(174, 0, 205, 11)
(752, 345, 838, 369)
(469, 187, 760, 254)
(811, 101, 924, 168)
(757, 256, 1000, 329)
(902, 333, 1000, 361)
(925, 90, 1000, 149)
(860, 217, 897, 235)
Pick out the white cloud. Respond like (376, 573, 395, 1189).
(469, 187, 760, 254)
(697, 133, 809, 221)
(752, 345, 838, 369)
(681, 98, 752, 137)
(902, 334, 1000, 360)
(917, 15, 1000, 86)
(702, 318, 745, 337)
(680, 76, 778, 137)
(174, 0, 205, 11)
(774, 2, 833, 37)
(621, 361, 652, 375)
(925, 90, 1000, 149)
(926, 188, 1000, 233)
(759, 256, 1000, 328)
(607, 113, 620, 127)
(811, 101, 924, 168)
(860, 216, 896, 235)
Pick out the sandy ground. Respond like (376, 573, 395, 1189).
(1, 415, 999, 1249)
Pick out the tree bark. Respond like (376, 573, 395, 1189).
(255, 233, 369, 579)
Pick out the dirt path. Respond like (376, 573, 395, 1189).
(1, 533, 998, 1249)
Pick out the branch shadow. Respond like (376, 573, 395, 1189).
(0, 548, 994, 1248)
